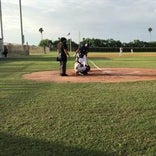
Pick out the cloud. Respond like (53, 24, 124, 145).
(1, 0, 156, 45)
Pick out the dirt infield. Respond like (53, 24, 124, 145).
(23, 68, 156, 83)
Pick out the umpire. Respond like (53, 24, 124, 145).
(57, 37, 70, 76)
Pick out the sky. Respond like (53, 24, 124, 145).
(1, 0, 156, 45)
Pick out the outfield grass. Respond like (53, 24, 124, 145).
(0, 52, 156, 156)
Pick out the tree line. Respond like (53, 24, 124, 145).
(39, 38, 156, 52)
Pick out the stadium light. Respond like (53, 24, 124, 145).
(0, 0, 4, 39)
(19, 0, 24, 45)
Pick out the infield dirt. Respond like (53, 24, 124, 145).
(23, 68, 156, 83)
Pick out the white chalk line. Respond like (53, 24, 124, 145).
(88, 59, 102, 71)
(88, 59, 112, 74)
(88, 59, 143, 76)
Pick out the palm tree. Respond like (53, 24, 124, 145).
(39, 28, 44, 40)
(148, 27, 152, 42)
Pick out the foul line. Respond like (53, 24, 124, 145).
(88, 59, 102, 71)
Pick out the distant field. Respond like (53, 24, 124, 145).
(0, 52, 156, 155)
(88, 52, 156, 58)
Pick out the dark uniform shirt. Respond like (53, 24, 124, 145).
(57, 42, 68, 61)
(79, 46, 87, 58)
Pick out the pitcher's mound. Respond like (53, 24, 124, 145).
(23, 68, 156, 83)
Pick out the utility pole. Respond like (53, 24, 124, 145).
(0, 0, 4, 57)
(0, 0, 3, 39)
(19, 0, 24, 45)
(78, 31, 81, 46)
(69, 38, 72, 52)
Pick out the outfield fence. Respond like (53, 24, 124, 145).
(89, 47, 156, 52)
(1, 43, 51, 58)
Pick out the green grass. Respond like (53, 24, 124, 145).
(0, 52, 156, 156)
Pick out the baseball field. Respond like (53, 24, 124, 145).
(0, 52, 156, 155)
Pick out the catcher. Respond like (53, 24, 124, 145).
(74, 44, 90, 75)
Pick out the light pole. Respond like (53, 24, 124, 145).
(0, 0, 3, 40)
(78, 31, 81, 45)
(0, 0, 4, 57)
(19, 0, 24, 45)
(69, 38, 72, 52)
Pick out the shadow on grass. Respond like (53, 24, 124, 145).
(0, 132, 115, 156)
(0, 57, 57, 62)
